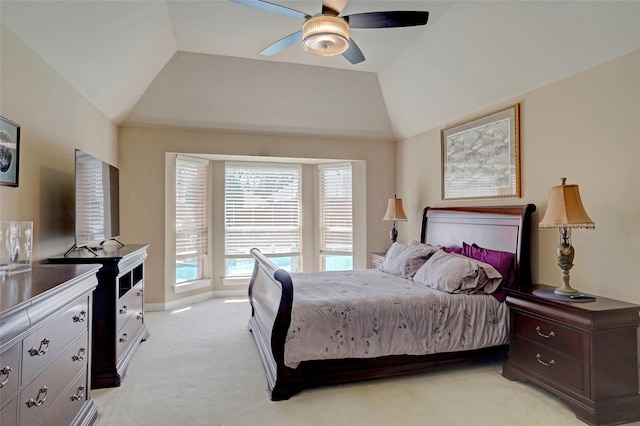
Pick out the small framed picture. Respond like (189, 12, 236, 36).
(0, 117, 20, 187)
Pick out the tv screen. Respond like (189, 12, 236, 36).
(73, 149, 120, 250)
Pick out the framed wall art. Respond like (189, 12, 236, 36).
(0, 116, 20, 187)
(441, 103, 520, 201)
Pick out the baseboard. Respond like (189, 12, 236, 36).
(145, 289, 246, 312)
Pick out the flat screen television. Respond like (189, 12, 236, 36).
(65, 149, 121, 256)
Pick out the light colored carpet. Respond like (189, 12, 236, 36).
(91, 297, 626, 426)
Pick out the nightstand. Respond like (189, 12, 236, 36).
(369, 252, 386, 269)
(503, 284, 640, 426)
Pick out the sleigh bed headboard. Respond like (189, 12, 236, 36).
(420, 204, 536, 288)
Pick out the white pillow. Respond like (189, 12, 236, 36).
(380, 242, 442, 278)
(413, 250, 502, 294)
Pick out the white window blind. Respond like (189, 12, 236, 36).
(319, 163, 353, 255)
(225, 162, 301, 266)
(175, 156, 209, 261)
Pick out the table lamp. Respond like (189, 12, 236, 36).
(383, 195, 407, 244)
(539, 178, 595, 296)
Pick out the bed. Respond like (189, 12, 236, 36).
(248, 204, 536, 400)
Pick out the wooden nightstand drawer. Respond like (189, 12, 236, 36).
(514, 337, 584, 391)
(513, 311, 585, 357)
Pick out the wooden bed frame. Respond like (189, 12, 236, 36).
(248, 204, 536, 400)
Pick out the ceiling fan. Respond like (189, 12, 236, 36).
(229, 0, 429, 65)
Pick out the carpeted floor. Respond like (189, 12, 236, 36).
(91, 297, 621, 426)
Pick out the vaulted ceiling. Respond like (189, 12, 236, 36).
(2, 1, 639, 141)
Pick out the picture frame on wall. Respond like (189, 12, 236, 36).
(441, 103, 520, 201)
(0, 116, 20, 187)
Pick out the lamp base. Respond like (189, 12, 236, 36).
(389, 222, 398, 244)
(553, 284, 580, 297)
(553, 232, 580, 296)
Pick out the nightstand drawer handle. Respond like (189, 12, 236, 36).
(535, 326, 555, 339)
(536, 353, 555, 367)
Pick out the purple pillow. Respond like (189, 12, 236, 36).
(462, 242, 517, 289)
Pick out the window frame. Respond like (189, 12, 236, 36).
(319, 162, 353, 271)
(175, 155, 209, 286)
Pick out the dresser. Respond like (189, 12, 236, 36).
(49, 244, 149, 389)
(503, 284, 640, 425)
(0, 264, 99, 426)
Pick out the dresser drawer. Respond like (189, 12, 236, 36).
(117, 282, 143, 331)
(514, 336, 585, 392)
(23, 298, 89, 382)
(0, 397, 18, 425)
(116, 310, 144, 361)
(20, 331, 88, 425)
(0, 343, 20, 403)
(513, 311, 585, 357)
(39, 369, 88, 426)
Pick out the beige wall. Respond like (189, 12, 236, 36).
(397, 49, 640, 306)
(0, 23, 117, 260)
(118, 127, 395, 306)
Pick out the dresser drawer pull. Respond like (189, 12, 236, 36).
(137, 312, 144, 320)
(73, 310, 87, 322)
(119, 305, 128, 315)
(0, 366, 13, 388)
(72, 347, 86, 361)
(137, 289, 143, 297)
(71, 385, 86, 401)
(27, 386, 49, 407)
(536, 353, 555, 367)
(29, 338, 51, 356)
(535, 326, 555, 339)
(119, 333, 128, 343)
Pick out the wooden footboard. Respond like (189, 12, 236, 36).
(247, 248, 302, 400)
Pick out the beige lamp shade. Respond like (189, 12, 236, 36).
(383, 197, 408, 222)
(539, 178, 594, 229)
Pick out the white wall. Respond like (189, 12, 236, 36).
(0, 23, 117, 260)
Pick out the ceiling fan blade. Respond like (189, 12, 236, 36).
(229, 0, 310, 20)
(346, 11, 429, 28)
(322, 0, 348, 16)
(260, 31, 302, 56)
(342, 37, 365, 65)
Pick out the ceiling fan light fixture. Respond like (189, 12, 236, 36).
(302, 15, 349, 56)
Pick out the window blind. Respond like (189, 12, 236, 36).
(175, 156, 208, 260)
(225, 162, 301, 258)
(319, 163, 353, 254)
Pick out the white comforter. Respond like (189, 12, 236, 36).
(284, 269, 508, 368)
